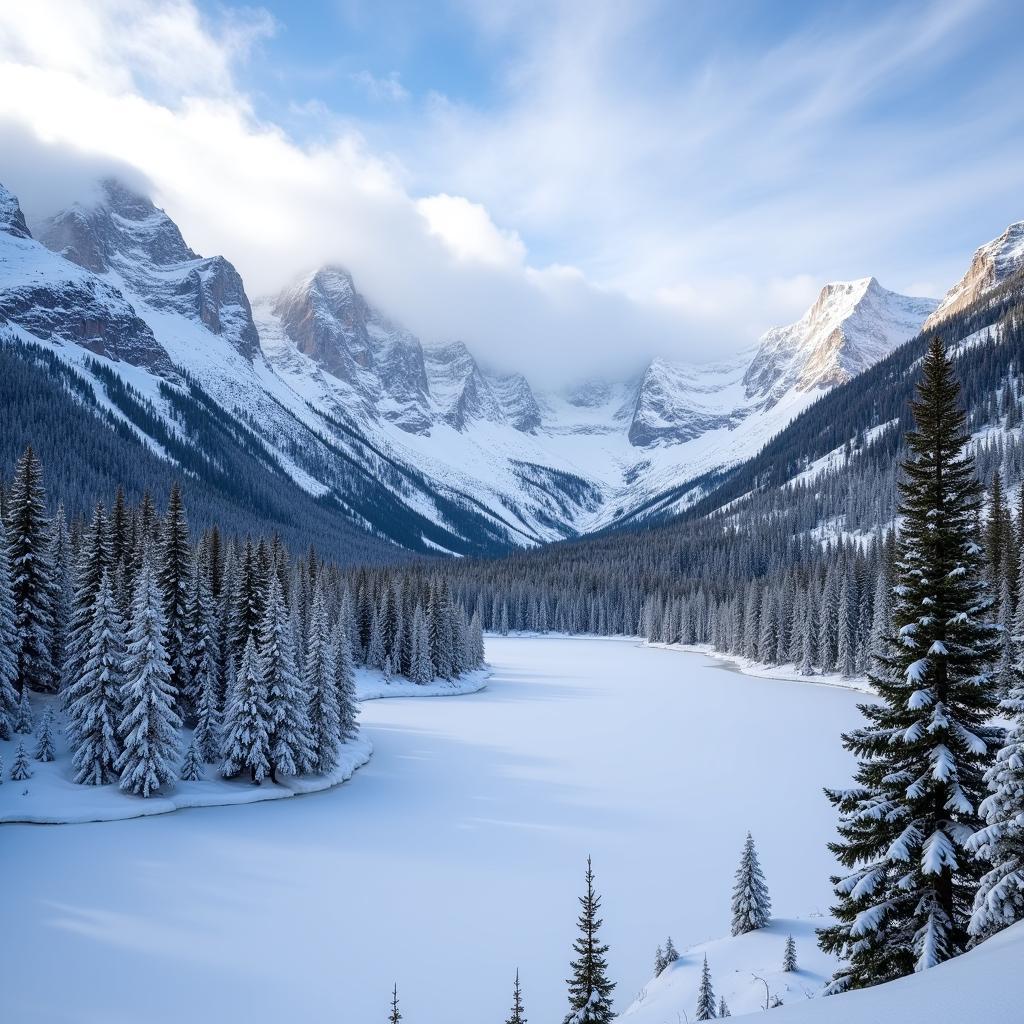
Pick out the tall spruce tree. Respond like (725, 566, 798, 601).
(7, 446, 56, 692)
(157, 482, 192, 714)
(505, 969, 527, 1024)
(116, 552, 182, 797)
(304, 583, 340, 773)
(334, 615, 359, 742)
(695, 956, 716, 1021)
(818, 337, 1002, 991)
(0, 536, 20, 739)
(563, 857, 615, 1024)
(260, 574, 313, 779)
(64, 504, 111, 693)
(221, 635, 271, 784)
(730, 833, 771, 934)
(64, 571, 125, 785)
(388, 984, 401, 1024)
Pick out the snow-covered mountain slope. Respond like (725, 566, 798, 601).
(925, 221, 1024, 330)
(0, 175, 949, 551)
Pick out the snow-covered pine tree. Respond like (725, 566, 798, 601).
(818, 336, 1002, 990)
(966, 665, 1024, 940)
(783, 935, 797, 972)
(410, 602, 432, 683)
(366, 600, 386, 670)
(505, 969, 527, 1024)
(0, 536, 18, 739)
(116, 551, 182, 797)
(49, 505, 73, 686)
(11, 739, 31, 780)
(382, 653, 393, 684)
(468, 610, 485, 668)
(187, 567, 222, 762)
(653, 945, 665, 977)
(8, 446, 56, 692)
(34, 703, 55, 761)
(179, 736, 203, 782)
(334, 614, 359, 742)
(663, 936, 678, 966)
(64, 570, 125, 785)
(717, 996, 730, 1017)
(836, 566, 858, 678)
(221, 635, 271, 784)
(563, 857, 615, 1024)
(304, 583, 341, 773)
(260, 574, 312, 780)
(14, 684, 33, 734)
(730, 832, 771, 934)
(157, 482, 192, 715)
(695, 956, 716, 1021)
(64, 503, 111, 694)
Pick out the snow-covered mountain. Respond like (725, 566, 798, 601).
(924, 220, 1024, 329)
(0, 176, 951, 551)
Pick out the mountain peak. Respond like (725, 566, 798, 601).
(924, 220, 1024, 330)
(744, 277, 936, 404)
(0, 183, 32, 240)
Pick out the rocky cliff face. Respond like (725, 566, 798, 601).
(0, 183, 174, 375)
(39, 179, 260, 361)
(924, 222, 1024, 330)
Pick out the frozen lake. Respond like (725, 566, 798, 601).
(6, 637, 866, 1024)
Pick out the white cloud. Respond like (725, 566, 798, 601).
(416, 194, 525, 267)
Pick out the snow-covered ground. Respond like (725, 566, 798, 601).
(6, 638, 866, 1023)
(0, 667, 490, 824)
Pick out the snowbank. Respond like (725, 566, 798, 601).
(1, 666, 490, 825)
(623, 917, 836, 1021)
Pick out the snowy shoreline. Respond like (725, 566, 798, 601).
(0, 666, 491, 826)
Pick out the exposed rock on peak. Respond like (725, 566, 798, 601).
(743, 276, 936, 405)
(0, 183, 31, 239)
(40, 179, 259, 361)
(924, 221, 1024, 329)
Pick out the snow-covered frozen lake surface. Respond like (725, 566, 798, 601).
(6, 638, 881, 1022)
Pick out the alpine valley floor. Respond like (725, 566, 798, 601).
(5, 637, 1006, 1023)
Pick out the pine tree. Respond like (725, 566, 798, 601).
(116, 552, 182, 797)
(179, 736, 203, 782)
(410, 602, 432, 683)
(14, 684, 33, 734)
(695, 956, 716, 1021)
(221, 635, 271, 784)
(731, 832, 771, 934)
(65, 571, 125, 785)
(818, 337, 1002, 991)
(653, 945, 665, 977)
(188, 568, 222, 763)
(11, 739, 31, 780)
(966, 668, 1024, 940)
(158, 482, 192, 714)
(304, 583, 340, 773)
(334, 615, 359, 742)
(663, 936, 678, 966)
(0, 536, 18, 739)
(260, 574, 313, 779)
(49, 505, 73, 686)
(717, 997, 730, 1018)
(505, 969, 527, 1024)
(8, 446, 56, 692)
(64, 503, 111, 694)
(34, 703, 55, 761)
(388, 984, 401, 1024)
(783, 935, 797, 972)
(563, 857, 615, 1024)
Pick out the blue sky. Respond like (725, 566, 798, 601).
(1, 0, 1022, 378)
